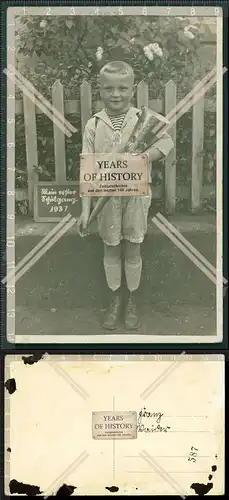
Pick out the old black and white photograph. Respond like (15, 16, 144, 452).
(6, 5, 224, 343)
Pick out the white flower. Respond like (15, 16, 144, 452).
(188, 24, 199, 31)
(149, 43, 159, 50)
(143, 46, 154, 61)
(184, 25, 197, 39)
(148, 43, 163, 57)
(184, 30, 195, 39)
(40, 20, 47, 28)
(96, 46, 103, 61)
(153, 46, 163, 57)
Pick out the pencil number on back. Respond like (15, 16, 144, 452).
(188, 446, 198, 462)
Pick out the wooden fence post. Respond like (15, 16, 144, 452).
(52, 80, 67, 183)
(136, 80, 148, 108)
(23, 90, 38, 214)
(191, 80, 205, 212)
(164, 80, 177, 214)
(80, 80, 92, 133)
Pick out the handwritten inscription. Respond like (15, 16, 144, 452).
(188, 446, 199, 462)
(137, 407, 171, 433)
(40, 187, 77, 212)
(34, 183, 80, 222)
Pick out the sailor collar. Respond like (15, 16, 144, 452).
(93, 107, 140, 130)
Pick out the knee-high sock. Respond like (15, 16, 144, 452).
(103, 257, 122, 292)
(125, 257, 142, 292)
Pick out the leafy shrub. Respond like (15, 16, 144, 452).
(15, 15, 217, 212)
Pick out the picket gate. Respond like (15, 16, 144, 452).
(15, 79, 215, 214)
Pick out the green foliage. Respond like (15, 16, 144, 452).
(15, 15, 216, 211)
(16, 15, 213, 97)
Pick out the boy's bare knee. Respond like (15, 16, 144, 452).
(125, 241, 141, 262)
(104, 243, 121, 261)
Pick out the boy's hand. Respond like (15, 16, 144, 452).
(76, 210, 90, 237)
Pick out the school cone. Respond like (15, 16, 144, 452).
(87, 197, 110, 225)
(78, 67, 219, 236)
(79, 106, 165, 236)
(77, 196, 110, 237)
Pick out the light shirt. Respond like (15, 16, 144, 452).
(82, 106, 174, 182)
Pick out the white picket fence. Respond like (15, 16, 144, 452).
(15, 79, 215, 214)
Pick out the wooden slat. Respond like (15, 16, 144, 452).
(15, 97, 216, 115)
(136, 81, 148, 108)
(52, 80, 66, 183)
(164, 80, 177, 214)
(17, 77, 216, 215)
(80, 80, 92, 132)
(149, 98, 163, 113)
(23, 91, 38, 213)
(191, 80, 205, 212)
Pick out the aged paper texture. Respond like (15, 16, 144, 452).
(4, 354, 224, 495)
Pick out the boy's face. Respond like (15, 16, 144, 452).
(100, 73, 134, 114)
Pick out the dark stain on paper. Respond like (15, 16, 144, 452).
(22, 352, 46, 365)
(7, 447, 11, 452)
(190, 483, 213, 496)
(9, 479, 41, 495)
(55, 484, 76, 496)
(4, 378, 16, 394)
(190, 459, 218, 495)
(105, 486, 119, 493)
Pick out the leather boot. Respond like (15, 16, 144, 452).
(102, 292, 122, 330)
(124, 292, 140, 330)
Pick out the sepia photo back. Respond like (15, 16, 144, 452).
(4, 353, 225, 495)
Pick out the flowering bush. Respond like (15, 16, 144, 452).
(16, 15, 215, 98)
(15, 15, 217, 212)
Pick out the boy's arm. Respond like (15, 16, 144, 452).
(145, 131, 174, 163)
(81, 119, 96, 215)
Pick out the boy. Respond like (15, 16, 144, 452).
(78, 61, 174, 331)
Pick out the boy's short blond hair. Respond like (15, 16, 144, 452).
(100, 61, 134, 83)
